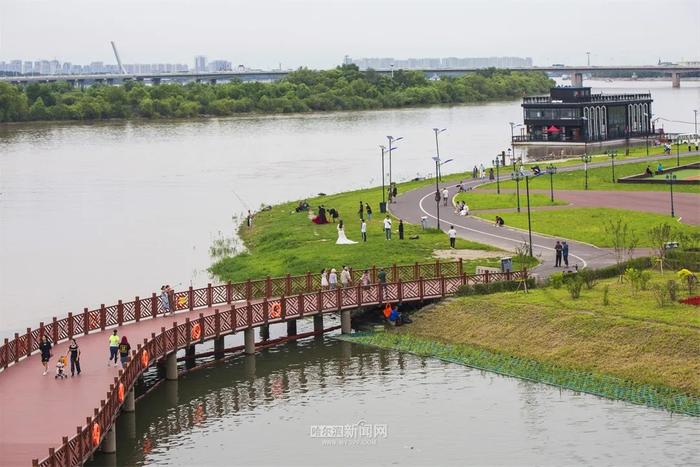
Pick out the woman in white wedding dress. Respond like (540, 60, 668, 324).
(336, 220, 357, 245)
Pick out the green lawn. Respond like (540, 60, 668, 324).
(483, 208, 699, 248)
(454, 191, 566, 210)
(479, 155, 700, 193)
(396, 272, 700, 395)
(665, 169, 700, 181)
(210, 182, 536, 282)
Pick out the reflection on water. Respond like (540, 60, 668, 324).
(90, 337, 698, 467)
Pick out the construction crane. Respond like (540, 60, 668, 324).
(111, 41, 127, 74)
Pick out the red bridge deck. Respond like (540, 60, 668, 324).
(0, 261, 525, 466)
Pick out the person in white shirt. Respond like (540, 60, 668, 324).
(340, 266, 351, 287)
(360, 219, 367, 242)
(383, 216, 392, 240)
(442, 187, 449, 206)
(448, 226, 457, 249)
(329, 269, 338, 289)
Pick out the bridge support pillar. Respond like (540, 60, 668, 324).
(185, 345, 196, 369)
(572, 72, 583, 87)
(214, 336, 225, 359)
(165, 352, 178, 380)
(101, 426, 116, 453)
(259, 324, 269, 341)
(671, 72, 681, 88)
(286, 319, 297, 336)
(341, 310, 351, 334)
(313, 314, 324, 334)
(244, 328, 256, 354)
(165, 380, 178, 405)
(123, 388, 135, 412)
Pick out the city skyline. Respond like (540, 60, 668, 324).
(1, 0, 698, 70)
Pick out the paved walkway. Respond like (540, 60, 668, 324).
(473, 189, 700, 225)
(391, 153, 696, 277)
(0, 304, 237, 466)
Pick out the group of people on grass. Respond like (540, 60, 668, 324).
(38, 329, 132, 380)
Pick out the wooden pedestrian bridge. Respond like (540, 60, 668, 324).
(0, 259, 527, 466)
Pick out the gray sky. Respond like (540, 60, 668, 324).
(1, 0, 698, 69)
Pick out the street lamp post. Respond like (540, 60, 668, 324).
(386, 135, 403, 187)
(492, 157, 501, 194)
(433, 128, 446, 181)
(609, 150, 617, 183)
(379, 145, 387, 210)
(432, 156, 441, 229)
(525, 175, 533, 257)
(581, 154, 592, 190)
(675, 138, 681, 166)
(546, 164, 557, 202)
(694, 109, 698, 135)
(665, 174, 677, 218)
(511, 171, 522, 213)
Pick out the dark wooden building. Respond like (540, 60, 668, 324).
(516, 86, 653, 143)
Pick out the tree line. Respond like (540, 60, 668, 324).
(0, 65, 553, 123)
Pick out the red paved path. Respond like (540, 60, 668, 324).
(474, 189, 700, 225)
(0, 305, 227, 466)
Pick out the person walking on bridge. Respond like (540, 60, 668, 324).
(108, 330, 120, 368)
(39, 335, 52, 375)
(68, 338, 81, 377)
(160, 285, 170, 315)
(118, 336, 131, 368)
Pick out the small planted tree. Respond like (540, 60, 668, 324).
(677, 269, 697, 295)
(648, 223, 674, 275)
(605, 218, 639, 282)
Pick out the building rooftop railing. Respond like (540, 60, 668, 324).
(523, 93, 652, 104)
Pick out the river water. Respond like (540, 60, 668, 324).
(2, 80, 699, 465)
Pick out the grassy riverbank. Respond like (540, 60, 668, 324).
(343, 273, 700, 415)
(210, 179, 536, 282)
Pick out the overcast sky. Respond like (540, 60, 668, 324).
(1, 0, 698, 69)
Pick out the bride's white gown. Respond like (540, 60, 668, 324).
(336, 225, 357, 244)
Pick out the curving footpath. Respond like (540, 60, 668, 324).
(391, 152, 698, 277)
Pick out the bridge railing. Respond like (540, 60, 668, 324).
(0, 258, 514, 370)
(33, 267, 527, 467)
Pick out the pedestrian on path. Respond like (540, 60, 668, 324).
(398, 219, 404, 240)
(555, 241, 563, 267)
(358, 201, 364, 219)
(480, 164, 486, 179)
(108, 330, 120, 367)
(160, 285, 170, 315)
(360, 219, 367, 242)
(489, 168, 494, 180)
(365, 203, 373, 220)
(384, 216, 392, 240)
(472, 166, 478, 179)
(361, 270, 370, 289)
(340, 266, 352, 287)
(167, 285, 176, 313)
(448, 226, 457, 249)
(118, 336, 131, 368)
(562, 241, 569, 267)
(378, 268, 387, 291)
(329, 268, 338, 290)
(39, 335, 52, 375)
(442, 187, 449, 206)
(387, 187, 393, 204)
(68, 338, 81, 376)
(392, 184, 398, 202)
(321, 269, 329, 289)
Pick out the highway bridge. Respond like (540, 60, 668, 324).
(1, 65, 698, 87)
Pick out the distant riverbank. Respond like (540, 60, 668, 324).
(0, 66, 552, 123)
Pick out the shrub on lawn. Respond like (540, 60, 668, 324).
(455, 278, 536, 296)
(565, 274, 583, 299)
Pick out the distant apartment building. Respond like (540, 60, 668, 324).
(194, 55, 207, 72)
(349, 56, 533, 70)
(208, 60, 232, 72)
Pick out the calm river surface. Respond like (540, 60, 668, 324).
(2, 79, 699, 466)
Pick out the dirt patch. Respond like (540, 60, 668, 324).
(432, 249, 509, 260)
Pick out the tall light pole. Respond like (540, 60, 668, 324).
(675, 138, 681, 166)
(581, 115, 588, 157)
(432, 156, 441, 229)
(665, 174, 677, 218)
(581, 154, 592, 190)
(609, 150, 617, 183)
(511, 171, 522, 213)
(525, 175, 533, 257)
(508, 122, 522, 160)
(387, 135, 403, 187)
(694, 109, 698, 135)
(379, 145, 387, 211)
(433, 128, 447, 181)
(492, 157, 501, 194)
(643, 112, 653, 157)
(546, 164, 557, 201)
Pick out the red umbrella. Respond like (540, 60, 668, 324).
(546, 125, 560, 133)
